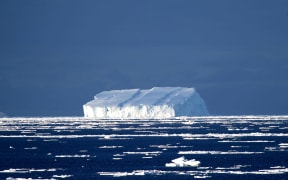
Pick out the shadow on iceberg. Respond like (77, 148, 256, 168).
(83, 87, 209, 118)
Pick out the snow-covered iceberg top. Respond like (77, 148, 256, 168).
(83, 87, 209, 118)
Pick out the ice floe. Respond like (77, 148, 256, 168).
(1, 115, 288, 179)
(178, 150, 263, 155)
(165, 156, 200, 167)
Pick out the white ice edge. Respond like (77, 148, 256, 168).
(178, 150, 263, 155)
(98, 167, 288, 177)
(1, 132, 288, 139)
(1, 115, 288, 120)
(55, 155, 94, 158)
(0, 168, 62, 173)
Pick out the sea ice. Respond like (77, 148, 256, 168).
(165, 156, 200, 167)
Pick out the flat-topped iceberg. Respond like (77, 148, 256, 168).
(83, 87, 209, 118)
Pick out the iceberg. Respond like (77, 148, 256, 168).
(83, 87, 209, 118)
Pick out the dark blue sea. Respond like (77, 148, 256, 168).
(0, 116, 288, 179)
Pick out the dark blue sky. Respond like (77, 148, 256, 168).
(1, 0, 288, 116)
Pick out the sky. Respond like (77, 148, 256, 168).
(1, 0, 288, 116)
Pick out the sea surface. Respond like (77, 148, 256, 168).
(0, 116, 288, 179)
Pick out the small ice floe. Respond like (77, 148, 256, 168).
(24, 147, 38, 150)
(165, 156, 200, 167)
(142, 156, 153, 159)
(55, 155, 93, 158)
(52, 174, 73, 178)
(99, 170, 145, 177)
(104, 135, 110, 139)
(194, 175, 212, 179)
(279, 143, 288, 149)
(264, 146, 277, 151)
(123, 151, 162, 156)
(99, 145, 123, 149)
(0, 168, 61, 173)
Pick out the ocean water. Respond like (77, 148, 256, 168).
(0, 116, 288, 179)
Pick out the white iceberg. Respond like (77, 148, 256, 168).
(83, 87, 209, 118)
(165, 156, 200, 167)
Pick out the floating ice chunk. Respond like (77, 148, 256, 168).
(165, 156, 200, 167)
(99, 170, 146, 177)
(55, 155, 93, 158)
(52, 174, 73, 178)
(24, 147, 38, 150)
(185, 159, 201, 167)
(123, 151, 162, 156)
(279, 143, 288, 148)
(99, 146, 123, 149)
(178, 150, 263, 155)
(165, 163, 177, 167)
(171, 156, 186, 164)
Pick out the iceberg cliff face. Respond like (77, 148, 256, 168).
(83, 87, 209, 118)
